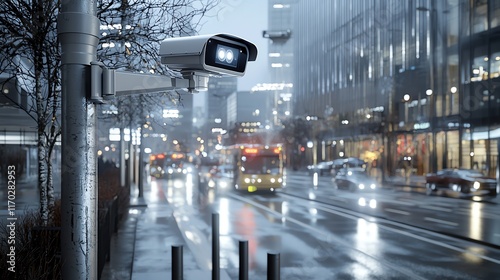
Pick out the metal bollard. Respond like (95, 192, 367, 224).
(172, 245, 183, 280)
(212, 213, 220, 280)
(239, 240, 248, 280)
(267, 252, 280, 280)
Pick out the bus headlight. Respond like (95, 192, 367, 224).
(270, 178, 276, 183)
(244, 178, 250, 183)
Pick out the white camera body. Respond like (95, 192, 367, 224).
(159, 34, 258, 77)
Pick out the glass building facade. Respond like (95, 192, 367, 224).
(292, 0, 500, 178)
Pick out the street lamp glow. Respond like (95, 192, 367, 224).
(426, 89, 433, 96)
(451, 86, 457, 93)
(307, 141, 314, 148)
(403, 94, 410, 102)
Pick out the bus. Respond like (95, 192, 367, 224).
(226, 144, 285, 192)
(149, 152, 192, 179)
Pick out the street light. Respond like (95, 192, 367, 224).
(403, 94, 411, 127)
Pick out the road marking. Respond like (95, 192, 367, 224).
(385, 208, 410, 215)
(419, 205, 452, 212)
(393, 199, 415, 206)
(424, 217, 458, 227)
(328, 195, 347, 203)
(277, 192, 500, 265)
(389, 200, 416, 206)
(230, 193, 428, 280)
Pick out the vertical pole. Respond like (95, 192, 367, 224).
(212, 213, 220, 280)
(129, 129, 134, 188)
(172, 245, 183, 280)
(138, 129, 144, 197)
(267, 252, 280, 280)
(120, 128, 126, 187)
(497, 141, 499, 193)
(57, 1, 100, 279)
(430, 7, 437, 174)
(239, 240, 248, 280)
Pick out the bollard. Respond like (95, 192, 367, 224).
(172, 245, 183, 280)
(212, 213, 220, 280)
(267, 252, 280, 280)
(239, 240, 248, 280)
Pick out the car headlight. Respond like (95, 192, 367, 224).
(370, 183, 376, 190)
(358, 183, 365, 190)
(218, 181, 228, 189)
(208, 180, 216, 188)
(473, 181, 480, 190)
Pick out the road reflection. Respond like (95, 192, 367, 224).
(234, 203, 258, 269)
(469, 202, 482, 241)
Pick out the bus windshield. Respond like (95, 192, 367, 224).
(241, 155, 280, 175)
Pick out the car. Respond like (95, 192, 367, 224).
(425, 168, 497, 198)
(334, 167, 378, 192)
(206, 164, 234, 192)
(331, 157, 368, 175)
(307, 161, 335, 176)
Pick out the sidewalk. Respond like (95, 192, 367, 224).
(101, 183, 229, 280)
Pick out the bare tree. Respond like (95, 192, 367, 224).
(0, 0, 219, 224)
(0, 0, 61, 224)
(96, 0, 220, 134)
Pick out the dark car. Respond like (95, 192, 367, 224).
(331, 157, 368, 175)
(334, 167, 378, 192)
(425, 168, 497, 198)
(307, 161, 335, 175)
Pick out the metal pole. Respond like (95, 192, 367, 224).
(172, 245, 183, 280)
(138, 129, 144, 197)
(267, 252, 280, 280)
(212, 213, 220, 280)
(239, 240, 248, 280)
(120, 129, 126, 187)
(430, 6, 437, 173)
(497, 141, 499, 193)
(57, 0, 100, 279)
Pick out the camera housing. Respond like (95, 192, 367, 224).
(159, 34, 258, 77)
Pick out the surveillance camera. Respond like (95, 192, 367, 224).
(159, 34, 258, 77)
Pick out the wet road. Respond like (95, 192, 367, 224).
(153, 172, 500, 279)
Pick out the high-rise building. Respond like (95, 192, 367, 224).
(289, 0, 500, 178)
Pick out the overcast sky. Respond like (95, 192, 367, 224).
(198, 0, 269, 91)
